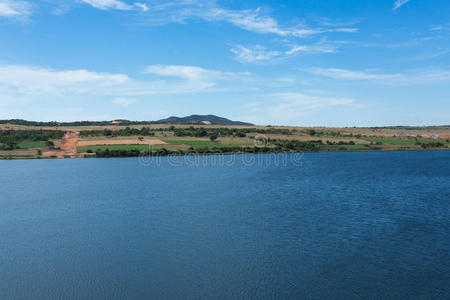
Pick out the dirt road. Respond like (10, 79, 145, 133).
(42, 132, 80, 158)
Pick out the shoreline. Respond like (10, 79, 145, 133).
(2, 124, 449, 160)
(1, 147, 448, 160)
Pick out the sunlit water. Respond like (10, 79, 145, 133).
(0, 151, 449, 299)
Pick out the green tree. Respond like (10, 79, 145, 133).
(46, 140, 55, 148)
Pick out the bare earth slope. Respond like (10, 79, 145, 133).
(43, 132, 80, 158)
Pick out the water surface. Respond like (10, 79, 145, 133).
(0, 151, 449, 299)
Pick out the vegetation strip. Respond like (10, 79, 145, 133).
(1, 124, 448, 159)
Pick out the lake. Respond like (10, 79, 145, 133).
(0, 151, 449, 299)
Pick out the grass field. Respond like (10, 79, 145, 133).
(78, 144, 149, 152)
(17, 141, 47, 149)
(164, 139, 244, 148)
(77, 142, 246, 153)
(77, 144, 185, 152)
(77, 143, 202, 152)
(0, 149, 38, 159)
(364, 137, 419, 146)
(364, 137, 450, 146)
(320, 144, 371, 150)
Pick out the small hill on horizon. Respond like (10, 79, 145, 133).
(155, 115, 254, 126)
(0, 115, 254, 126)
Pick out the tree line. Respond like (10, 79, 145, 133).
(0, 119, 154, 127)
(0, 130, 64, 150)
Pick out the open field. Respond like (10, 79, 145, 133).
(164, 139, 246, 148)
(364, 137, 450, 146)
(17, 141, 47, 149)
(78, 144, 185, 153)
(77, 138, 167, 147)
(0, 149, 38, 159)
(1, 123, 449, 136)
(77, 140, 249, 154)
(1, 123, 449, 159)
(320, 144, 372, 150)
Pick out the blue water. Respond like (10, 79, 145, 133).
(0, 151, 449, 299)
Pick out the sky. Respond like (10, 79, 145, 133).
(0, 0, 449, 126)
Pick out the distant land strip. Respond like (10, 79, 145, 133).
(0, 119, 449, 159)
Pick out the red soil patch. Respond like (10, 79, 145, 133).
(42, 132, 80, 158)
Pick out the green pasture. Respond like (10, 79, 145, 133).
(17, 141, 47, 149)
(164, 139, 243, 149)
(320, 144, 370, 150)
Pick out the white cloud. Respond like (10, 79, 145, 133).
(290, 27, 358, 37)
(273, 92, 355, 111)
(286, 44, 336, 55)
(242, 92, 357, 124)
(0, 0, 32, 18)
(137, 1, 358, 38)
(79, 0, 133, 10)
(0, 1, 358, 39)
(285, 45, 308, 55)
(309, 67, 450, 85)
(0, 63, 260, 122)
(145, 64, 251, 82)
(208, 8, 288, 36)
(113, 97, 136, 106)
(310, 68, 400, 80)
(208, 9, 358, 37)
(0, 64, 128, 94)
(145, 65, 211, 81)
(134, 2, 148, 12)
(430, 25, 443, 31)
(231, 45, 280, 63)
(230, 43, 337, 63)
(0, 63, 253, 99)
(393, 0, 410, 10)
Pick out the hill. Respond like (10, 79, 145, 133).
(0, 115, 253, 126)
(155, 115, 254, 126)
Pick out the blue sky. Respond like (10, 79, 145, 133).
(0, 0, 449, 126)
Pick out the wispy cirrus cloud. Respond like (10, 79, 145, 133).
(285, 44, 336, 55)
(113, 97, 136, 106)
(310, 68, 400, 80)
(309, 67, 450, 85)
(133, 1, 358, 38)
(134, 2, 148, 12)
(209, 7, 288, 36)
(241, 92, 357, 124)
(231, 43, 337, 63)
(79, 0, 149, 11)
(79, 0, 132, 10)
(393, 0, 411, 10)
(271, 92, 355, 111)
(0, 0, 32, 18)
(0, 0, 359, 36)
(145, 64, 251, 82)
(230, 45, 281, 63)
(196, 7, 357, 37)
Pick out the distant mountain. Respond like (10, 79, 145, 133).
(155, 115, 254, 126)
